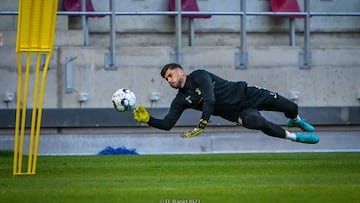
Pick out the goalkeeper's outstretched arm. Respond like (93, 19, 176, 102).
(133, 105, 181, 131)
(133, 105, 209, 138)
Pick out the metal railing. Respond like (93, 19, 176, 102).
(1, 0, 360, 69)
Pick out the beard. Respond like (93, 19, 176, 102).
(170, 81, 181, 89)
(170, 78, 184, 89)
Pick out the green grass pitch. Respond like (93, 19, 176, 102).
(1, 152, 360, 203)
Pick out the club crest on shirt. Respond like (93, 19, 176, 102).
(195, 88, 201, 95)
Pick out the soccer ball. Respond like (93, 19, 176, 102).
(112, 88, 136, 112)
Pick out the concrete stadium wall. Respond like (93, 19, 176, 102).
(1, 128, 360, 155)
(0, 0, 359, 109)
(0, 46, 359, 109)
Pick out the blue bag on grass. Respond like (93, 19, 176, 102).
(98, 146, 138, 155)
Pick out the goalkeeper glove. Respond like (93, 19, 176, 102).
(180, 119, 208, 138)
(133, 105, 150, 123)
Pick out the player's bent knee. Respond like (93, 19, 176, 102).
(242, 114, 266, 130)
(285, 102, 299, 118)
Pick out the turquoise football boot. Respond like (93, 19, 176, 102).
(294, 132, 319, 144)
(287, 118, 315, 132)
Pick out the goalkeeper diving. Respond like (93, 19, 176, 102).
(133, 63, 319, 144)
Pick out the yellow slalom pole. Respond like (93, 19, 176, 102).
(13, 54, 23, 175)
(32, 53, 52, 173)
(17, 53, 32, 174)
(27, 53, 42, 174)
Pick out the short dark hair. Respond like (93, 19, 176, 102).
(160, 63, 183, 78)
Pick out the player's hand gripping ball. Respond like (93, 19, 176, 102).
(112, 88, 136, 112)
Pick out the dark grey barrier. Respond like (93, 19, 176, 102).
(0, 107, 359, 128)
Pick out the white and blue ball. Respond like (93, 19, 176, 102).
(112, 88, 136, 112)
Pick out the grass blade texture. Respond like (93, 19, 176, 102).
(1, 152, 359, 203)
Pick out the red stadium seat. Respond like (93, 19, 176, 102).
(168, 0, 212, 46)
(169, 0, 212, 19)
(270, 0, 304, 19)
(63, 0, 104, 18)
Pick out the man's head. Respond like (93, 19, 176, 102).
(161, 63, 186, 89)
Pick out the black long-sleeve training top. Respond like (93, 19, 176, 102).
(148, 69, 248, 130)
